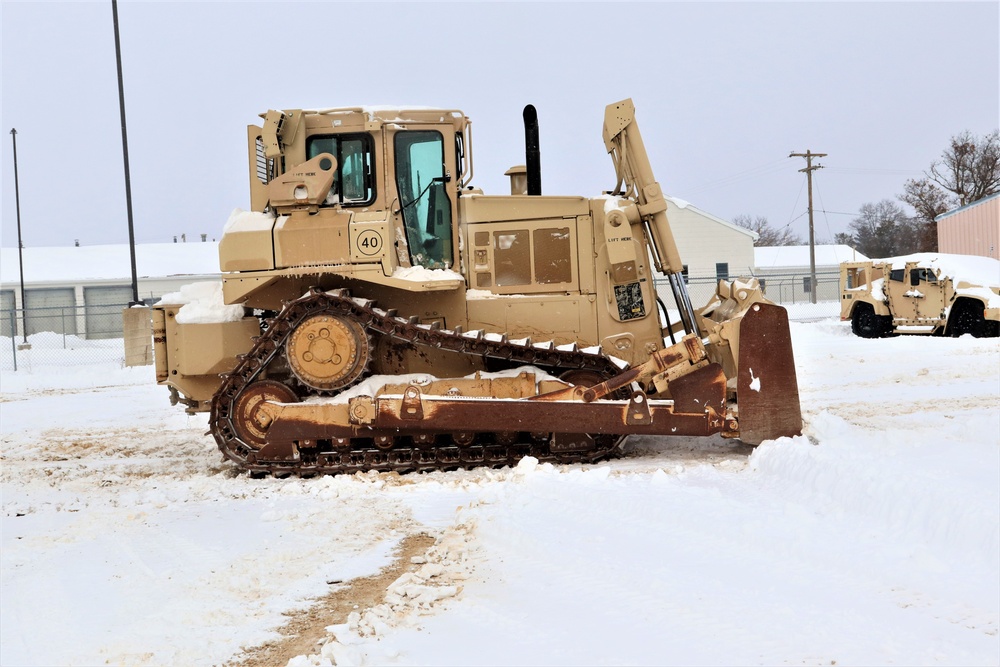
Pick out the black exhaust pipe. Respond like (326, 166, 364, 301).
(523, 105, 541, 195)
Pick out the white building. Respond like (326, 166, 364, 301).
(662, 196, 759, 306)
(0, 241, 220, 339)
(754, 244, 869, 304)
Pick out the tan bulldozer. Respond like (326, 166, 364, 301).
(149, 99, 802, 476)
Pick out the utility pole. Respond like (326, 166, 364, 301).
(789, 150, 826, 304)
(112, 0, 140, 305)
(10, 128, 29, 347)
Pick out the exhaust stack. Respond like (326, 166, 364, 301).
(523, 105, 541, 195)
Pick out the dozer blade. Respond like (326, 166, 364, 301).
(735, 302, 802, 445)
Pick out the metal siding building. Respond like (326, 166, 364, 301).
(936, 193, 999, 259)
(0, 242, 221, 340)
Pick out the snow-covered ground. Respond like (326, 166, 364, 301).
(1, 304, 998, 666)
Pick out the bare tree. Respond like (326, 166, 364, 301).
(899, 129, 1000, 251)
(833, 232, 854, 246)
(732, 214, 803, 246)
(929, 130, 1000, 205)
(899, 178, 951, 250)
(844, 200, 922, 259)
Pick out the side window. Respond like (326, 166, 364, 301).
(306, 134, 374, 206)
(340, 138, 370, 203)
(395, 131, 453, 269)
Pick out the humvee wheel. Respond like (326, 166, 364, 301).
(851, 303, 890, 338)
(948, 299, 992, 338)
(287, 314, 370, 390)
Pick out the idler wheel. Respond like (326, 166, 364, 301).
(286, 314, 370, 391)
(232, 380, 299, 449)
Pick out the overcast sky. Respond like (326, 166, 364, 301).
(2, 1, 997, 250)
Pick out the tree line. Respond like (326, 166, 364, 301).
(734, 130, 999, 257)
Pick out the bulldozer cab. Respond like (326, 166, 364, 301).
(239, 108, 468, 284)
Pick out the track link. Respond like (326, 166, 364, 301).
(210, 288, 629, 476)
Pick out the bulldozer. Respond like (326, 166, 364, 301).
(149, 99, 802, 476)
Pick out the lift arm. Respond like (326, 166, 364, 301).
(603, 99, 701, 337)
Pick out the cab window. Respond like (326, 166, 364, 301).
(306, 134, 375, 206)
(395, 131, 453, 269)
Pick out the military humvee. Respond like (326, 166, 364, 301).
(840, 253, 1000, 338)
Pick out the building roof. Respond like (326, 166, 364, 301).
(665, 196, 758, 241)
(935, 192, 1000, 221)
(0, 242, 221, 285)
(754, 244, 869, 269)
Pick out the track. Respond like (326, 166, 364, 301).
(209, 289, 630, 477)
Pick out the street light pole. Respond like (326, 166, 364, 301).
(112, 0, 140, 305)
(10, 128, 29, 345)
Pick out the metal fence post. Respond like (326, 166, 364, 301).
(9, 309, 16, 372)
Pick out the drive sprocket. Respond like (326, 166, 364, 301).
(286, 313, 370, 391)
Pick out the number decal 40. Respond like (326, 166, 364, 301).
(356, 230, 383, 256)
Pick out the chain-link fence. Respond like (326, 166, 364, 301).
(652, 270, 841, 309)
(0, 304, 131, 372)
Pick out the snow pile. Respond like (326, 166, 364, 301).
(311, 366, 562, 404)
(156, 281, 246, 323)
(391, 266, 465, 283)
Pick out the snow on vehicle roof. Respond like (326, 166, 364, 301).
(876, 253, 1000, 287)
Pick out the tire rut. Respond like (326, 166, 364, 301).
(226, 532, 436, 667)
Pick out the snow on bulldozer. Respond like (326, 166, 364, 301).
(148, 99, 802, 476)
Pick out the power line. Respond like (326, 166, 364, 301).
(823, 166, 921, 176)
(684, 158, 791, 195)
(814, 209, 857, 216)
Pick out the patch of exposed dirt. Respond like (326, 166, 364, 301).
(227, 532, 436, 667)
